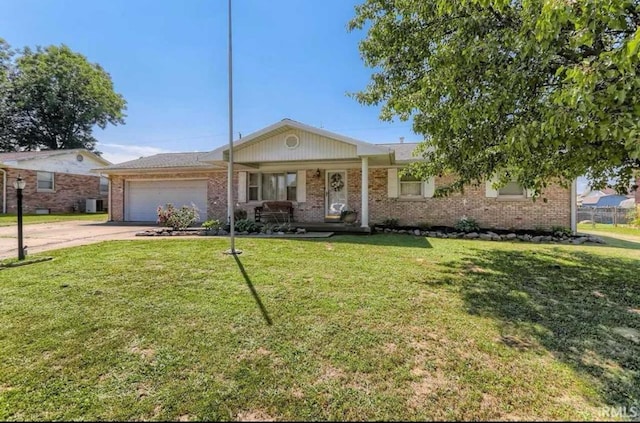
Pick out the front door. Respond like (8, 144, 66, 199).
(325, 170, 347, 222)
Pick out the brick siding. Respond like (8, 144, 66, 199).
(109, 168, 571, 230)
(1, 168, 106, 214)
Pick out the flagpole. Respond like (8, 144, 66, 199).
(226, 0, 238, 254)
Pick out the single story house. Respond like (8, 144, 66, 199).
(99, 119, 576, 231)
(582, 194, 633, 208)
(0, 149, 111, 214)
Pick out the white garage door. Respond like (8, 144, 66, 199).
(126, 179, 208, 222)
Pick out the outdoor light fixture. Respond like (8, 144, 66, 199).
(13, 175, 26, 260)
(315, 169, 321, 178)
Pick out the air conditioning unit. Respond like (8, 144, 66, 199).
(86, 198, 97, 213)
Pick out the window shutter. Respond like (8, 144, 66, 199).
(238, 171, 247, 203)
(423, 177, 435, 198)
(297, 170, 306, 203)
(387, 168, 398, 198)
(485, 177, 499, 198)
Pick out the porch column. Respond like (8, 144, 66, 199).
(361, 156, 369, 228)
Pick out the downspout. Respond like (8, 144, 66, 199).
(0, 168, 6, 214)
(570, 178, 577, 234)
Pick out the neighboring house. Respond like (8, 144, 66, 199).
(99, 119, 575, 231)
(0, 149, 111, 214)
(582, 194, 632, 208)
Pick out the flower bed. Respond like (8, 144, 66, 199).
(373, 225, 605, 245)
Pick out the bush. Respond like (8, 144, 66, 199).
(202, 219, 222, 231)
(455, 216, 479, 233)
(551, 226, 572, 237)
(234, 209, 248, 221)
(235, 218, 259, 233)
(157, 203, 200, 230)
(382, 217, 399, 228)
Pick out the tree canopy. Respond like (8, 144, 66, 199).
(0, 39, 126, 152)
(350, 0, 640, 196)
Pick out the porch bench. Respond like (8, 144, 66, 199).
(254, 201, 294, 223)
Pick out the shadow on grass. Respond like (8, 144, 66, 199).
(434, 247, 640, 406)
(233, 254, 273, 326)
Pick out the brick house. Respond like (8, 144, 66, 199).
(100, 119, 577, 231)
(0, 149, 111, 214)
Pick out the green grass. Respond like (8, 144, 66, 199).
(578, 223, 640, 238)
(1, 235, 638, 421)
(0, 212, 108, 226)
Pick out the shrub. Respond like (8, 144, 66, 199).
(551, 226, 572, 237)
(627, 207, 639, 227)
(455, 216, 479, 233)
(235, 218, 259, 233)
(382, 217, 399, 228)
(157, 203, 199, 230)
(234, 209, 248, 221)
(202, 219, 222, 231)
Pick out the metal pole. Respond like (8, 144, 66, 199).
(17, 186, 24, 260)
(226, 0, 237, 254)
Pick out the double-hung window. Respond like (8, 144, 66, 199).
(498, 181, 526, 198)
(37, 171, 54, 191)
(399, 174, 423, 197)
(248, 172, 297, 201)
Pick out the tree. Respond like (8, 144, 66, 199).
(0, 39, 126, 152)
(349, 0, 640, 196)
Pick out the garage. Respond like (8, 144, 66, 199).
(125, 179, 208, 222)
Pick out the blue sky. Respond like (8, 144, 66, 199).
(1, 0, 416, 164)
(1, 0, 590, 193)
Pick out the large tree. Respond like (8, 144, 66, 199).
(0, 39, 126, 152)
(349, 0, 640, 195)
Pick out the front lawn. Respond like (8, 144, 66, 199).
(1, 236, 638, 420)
(0, 212, 108, 226)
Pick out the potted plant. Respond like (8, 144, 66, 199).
(340, 208, 358, 224)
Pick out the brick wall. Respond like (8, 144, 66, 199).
(108, 168, 572, 230)
(109, 171, 229, 222)
(2, 168, 106, 214)
(368, 170, 570, 230)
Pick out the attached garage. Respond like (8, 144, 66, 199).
(125, 179, 208, 222)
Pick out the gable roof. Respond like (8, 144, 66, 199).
(0, 148, 111, 166)
(201, 118, 392, 162)
(376, 143, 421, 162)
(99, 152, 222, 172)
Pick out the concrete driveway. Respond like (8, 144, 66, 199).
(0, 221, 157, 259)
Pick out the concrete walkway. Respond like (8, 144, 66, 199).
(0, 221, 156, 259)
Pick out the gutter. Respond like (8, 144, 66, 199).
(571, 178, 577, 234)
(0, 168, 6, 214)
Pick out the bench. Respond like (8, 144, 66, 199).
(254, 201, 294, 223)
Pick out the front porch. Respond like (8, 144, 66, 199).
(293, 222, 372, 234)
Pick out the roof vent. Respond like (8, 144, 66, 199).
(284, 134, 299, 149)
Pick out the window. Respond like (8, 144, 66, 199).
(498, 181, 526, 197)
(37, 171, 54, 191)
(248, 172, 297, 201)
(100, 177, 109, 194)
(400, 174, 423, 197)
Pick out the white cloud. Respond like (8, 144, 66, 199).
(97, 143, 176, 164)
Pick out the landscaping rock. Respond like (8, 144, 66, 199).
(479, 234, 492, 240)
(464, 232, 479, 239)
(505, 233, 517, 240)
(414, 229, 421, 236)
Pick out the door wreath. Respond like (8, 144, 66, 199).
(330, 173, 344, 191)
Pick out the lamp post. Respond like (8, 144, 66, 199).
(13, 175, 26, 260)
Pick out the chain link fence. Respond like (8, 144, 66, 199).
(577, 206, 636, 225)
